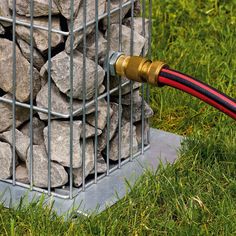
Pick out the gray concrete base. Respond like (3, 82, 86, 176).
(0, 128, 183, 217)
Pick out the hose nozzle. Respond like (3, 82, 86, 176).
(109, 51, 167, 85)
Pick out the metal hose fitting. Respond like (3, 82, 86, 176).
(109, 51, 167, 85)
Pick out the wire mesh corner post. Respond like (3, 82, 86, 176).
(0, 0, 154, 204)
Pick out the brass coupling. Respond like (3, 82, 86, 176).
(109, 51, 167, 85)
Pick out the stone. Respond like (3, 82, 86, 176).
(16, 15, 63, 53)
(87, 99, 113, 131)
(102, 0, 131, 28)
(135, 120, 149, 146)
(0, 141, 13, 179)
(112, 89, 141, 105)
(65, 0, 106, 53)
(0, 24, 5, 35)
(43, 120, 82, 168)
(91, 154, 107, 174)
(54, 0, 81, 19)
(0, 94, 30, 133)
(0, 38, 41, 102)
(0, 129, 30, 161)
(78, 31, 107, 61)
(123, 100, 153, 122)
(17, 38, 45, 71)
(124, 17, 149, 55)
(73, 139, 94, 187)
(108, 24, 146, 56)
(16, 164, 29, 184)
(20, 117, 45, 145)
(41, 51, 105, 100)
(84, 123, 102, 139)
(36, 82, 94, 120)
(26, 145, 68, 188)
(107, 122, 138, 161)
(8, 0, 59, 17)
(108, 76, 141, 96)
(0, 0, 11, 27)
(97, 102, 120, 152)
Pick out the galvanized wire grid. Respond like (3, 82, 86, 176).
(0, 0, 152, 199)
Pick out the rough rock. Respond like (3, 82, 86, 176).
(54, 0, 81, 19)
(84, 123, 102, 139)
(65, 0, 106, 52)
(107, 122, 138, 161)
(78, 31, 107, 61)
(16, 15, 63, 53)
(17, 38, 45, 71)
(16, 164, 29, 184)
(91, 154, 107, 174)
(108, 24, 146, 56)
(102, 0, 130, 28)
(123, 100, 153, 122)
(36, 82, 94, 120)
(112, 89, 141, 105)
(0, 24, 5, 35)
(0, 0, 11, 27)
(135, 120, 149, 146)
(0, 38, 41, 102)
(124, 17, 149, 55)
(73, 139, 95, 187)
(26, 145, 68, 188)
(20, 117, 45, 145)
(97, 102, 120, 152)
(44, 120, 83, 168)
(41, 51, 105, 100)
(0, 94, 30, 133)
(87, 99, 113, 131)
(8, 0, 59, 17)
(0, 141, 13, 179)
(0, 129, 30, 161)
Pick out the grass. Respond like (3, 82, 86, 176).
(0, 0, 236, 235)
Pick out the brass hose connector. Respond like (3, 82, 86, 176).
(109, 52, 167, 85)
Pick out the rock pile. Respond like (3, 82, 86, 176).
(0, 0, 153, 188)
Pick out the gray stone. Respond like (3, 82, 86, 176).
(97, 102, 120, 152)
(20, 117, 45, 145)
(36, 82, 94, 120)
(0, 129, 30, 162)
(26, 145, 68, 188)
(87, 99, 113, 131)
(124, 17, 149, 55)
(112, 89, 141, 105)
(73, 139, 94, 187)
(8, 0, 59, 17)
(65, 0, 106, 53)
(108, 76, 141, 96)
(41, 51, 105, 100)
(0, 94, 30, 133)
(17, 38, 45, 71)
(108, 24, 147, 56)
(135, 120, 149, 146)
(44, 120, 83, 168)
(102, 0, 130, 28)
(0, 24, 5, 35)
(16, 15, 63, 53)
(78, 31, 107, 61)
(0, 141, 13, 179)
(123, 100, 153, 122)
(0, 38, 41, 102)
(16, 164, 29, 184)
(0, 0, 11, 27)
(54, 0, 81, 19)
(107, 122, 138, 161)
(91, 154, 107, 174)
(84, 123, 102, 139)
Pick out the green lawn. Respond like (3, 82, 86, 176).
(0, 0, 236, 235)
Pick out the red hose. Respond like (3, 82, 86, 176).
(158, 68, 236, 120)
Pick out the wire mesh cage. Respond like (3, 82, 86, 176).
(0, 0, 153, 204)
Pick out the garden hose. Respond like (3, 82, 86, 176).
(109, 52, 236, 120)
